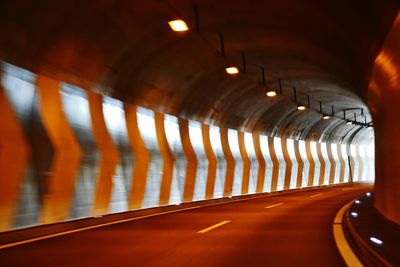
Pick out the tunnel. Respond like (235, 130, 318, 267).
(0, 1, 399, 266)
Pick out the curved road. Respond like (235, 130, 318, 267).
(0, 184, 370, 267)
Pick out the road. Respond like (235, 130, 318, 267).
(0, 184, 371, 267)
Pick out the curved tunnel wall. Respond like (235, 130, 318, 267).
(368, 12, 400, 224)
(0, 62, 374, 231)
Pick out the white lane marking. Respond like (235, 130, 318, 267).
(0, 183, 354, 250)
(342, 188, 353, 191)
(310, 193, 324, 198)
(0, 201, 236, 250)
(265, 203, 284, 209)
(197, 221, 231, 234)
(332, 199, 363, 267)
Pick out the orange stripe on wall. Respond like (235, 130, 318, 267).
(293, 140, 304, 188)
(124, 104, 150, 210)
(220, 128, 235, 197)
(238, 132, 250, 194)
(305, 141, 315, 187)
(88, 91, 119, 215)
(281, 138, 292, 190)
(316, 142, 326, 185)
(179, 118, 198, 202)
(0, 87, 30, 231)
(337, 144, 346, 183)
(202, 124, 217, 199)
(155, 112, 175, 206)
(36, 75, 82, 224)
(327, 144, 336, 185)
(253, 133, 266, 193)
(268, 137, 279, 192)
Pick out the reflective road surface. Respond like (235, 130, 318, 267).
(0, 184, 371, 267)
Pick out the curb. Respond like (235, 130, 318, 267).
(333, 199, 364, 267)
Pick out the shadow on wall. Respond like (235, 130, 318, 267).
(0, 62, 375, 232)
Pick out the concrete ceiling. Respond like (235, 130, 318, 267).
(0, 0, 398, 144)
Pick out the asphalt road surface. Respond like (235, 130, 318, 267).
(0, 184, 371, 267)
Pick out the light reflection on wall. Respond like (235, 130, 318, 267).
(350, 144, 359, 181)
(189, 120, 207, 201)
(244, 132, 258, 194)
(164, 114, 185, 205)
(287, 139, 298, 189)
(2, 63, 40, 228)
(228, 129, 242, 196)
(299, 140, 309, 187)
(103, 97, 131, 213)
(273, 137, 285, 191)
(137, 107, 162, 208)
(367, 144, 375, 181)
(61, 84, 97, 219)
(321, 143, 330, 185)
(341, 144, 350, 183)
(310, 142, 320, 186)
(2, 63, 36, 121)
(358, 145, 366, 181)
(331, 144, 341, 184)
(209, 126, 226, 198)
(260, 135, 272, 192)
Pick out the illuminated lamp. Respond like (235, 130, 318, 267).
(297, 105, 306, 111)
(225, 67, 239, 75)
(168, 20, 189, 32)
(266, 89, 277, 97)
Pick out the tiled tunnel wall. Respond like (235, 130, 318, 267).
(0, 63, 375, 231)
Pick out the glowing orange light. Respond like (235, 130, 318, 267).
(225, 67, 239, 75)
(168, 20, 189, 32)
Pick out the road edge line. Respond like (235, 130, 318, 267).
(0, 184, 366, 250)
(0, 190, 307, 249)
(197, 220, 231, 234)
(265, 203, 284, 209)
(332, 199, 364, 267)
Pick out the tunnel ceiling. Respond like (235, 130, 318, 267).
(0, 0, 398, 144)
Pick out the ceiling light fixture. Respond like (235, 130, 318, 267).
(350, 212, 359, 218)
(297, 105, 306, 111)
(259, 67, 276, 97)
(370, 237, 383, 245)
(168, 20, 189, 32)
(293, 87, 306, 110)
(323, 115, 330, 120)
(266, 89, 277, 97)
(319, 102, 330, 119)
(346, 121, 353, 125)
(225, 67, 239, 75)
